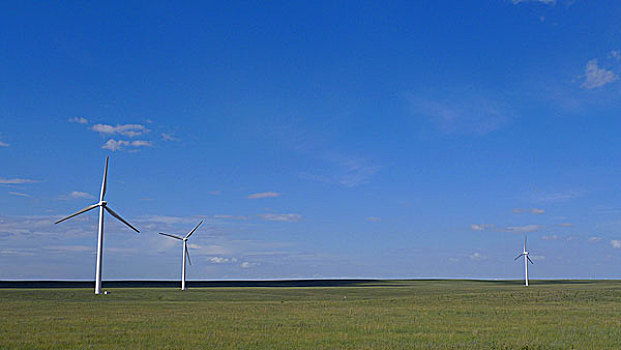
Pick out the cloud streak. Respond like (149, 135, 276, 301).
(259, 213, 302, 222)
(0, 177, 40, 184)
(248, 192, 281, 199)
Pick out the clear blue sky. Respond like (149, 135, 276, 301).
(1, 0, 620, 280)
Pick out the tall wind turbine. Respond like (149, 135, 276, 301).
(158, 220, 203, 291)
(514, 235, 534, 286)
(55, 157, 140, 295)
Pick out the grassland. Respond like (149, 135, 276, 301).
(1, 280, 620, 349)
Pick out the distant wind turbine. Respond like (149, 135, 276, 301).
(55, 157, 140, 295)
(514, 235, 534, 286)
(158, 220, 203, 291)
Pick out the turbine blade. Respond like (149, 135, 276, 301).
(100, 157, 109, 201)
(527, 256, 534, 264)
(185, 246, 192, 265)
(184, 220, 203, 239)
(514, 254, 524, 260)
(524, 235, 527, 251)
(104, 206, 140, 233)
(158, 232, 183, 240)
(54, 204, 99, 224)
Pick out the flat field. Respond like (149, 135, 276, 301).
(1, 280, 620, 349)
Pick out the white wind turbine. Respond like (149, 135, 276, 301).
(514, 235, 534, 286)
(55, 156, 140, 295)
(158, 220, 203, 291)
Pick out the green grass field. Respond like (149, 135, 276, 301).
(1, 280, 620, 349)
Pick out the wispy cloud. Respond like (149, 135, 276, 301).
(541, 235, 559, 241)
(366, 217, 382, 222)
(68, 117, 88, 124)
(102, 139, 152, 151)
(512, 208, 545, 214)
(0, 177, 40, 185)
(259, 213, 302, 223)
(470, 224, 495, 231)
(588, 236, 603, 243)
(161, 133, 179, 141)
(469, 252, 485, 261)
(532, 190, 582, 203)
(92, 123, 148, 137)
(409, 92, 512, 136)
(581, 59, 618, 89)
(512, 0, 556, 4)
(213, 214, 248, 221)
(470, 224, 540, 233)
(301, 154, 378, 188)
(57, 191, 95, 200)
(557, 222, 574, 227)
(506, 225, 540, 233)
(0, 141, 9, 147)
(248, 192, 281, 199)
(611, 240, 621, 249)
(8, 191, 30, 198)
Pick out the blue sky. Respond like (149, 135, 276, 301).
(1, 0, 621, 280)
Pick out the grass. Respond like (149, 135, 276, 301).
(1, 280, 620, 349)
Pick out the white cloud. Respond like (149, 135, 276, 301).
(241, 261, 257, 268)
(512, 208, 545, 214)
(611, 50, 621, 62)
(213, 214, 247, 221)
(470, 224, 495, 231)
(9, 192, 31, 198)
(410, 93, 511, 136)
(68, 117, 88, 124)
(208, 257, 230, 264)
(533, 190, 582, 203)
(161, 133, 179, 141)
(102, 139, 152, 151)
(541, 235, 559, 241)
(611, 240, 621, 249)
(588, 237, 603, 243)
(45, 245, 92, 252)
(557, 222, 574, 227)
(581, 59, 618, 89)
(512, 0, 556, 4)
(92, 123, 148, 137)
(469, 252, 484, 261)
(259, 213, 302, 223)
(58, 191, 95, 200)
(506, 225, 540, 233)
(0, 177, 40, 184)
(470, 224, 540, 233)
(0, 141, 9, 147)
(248, 192, 281, 199)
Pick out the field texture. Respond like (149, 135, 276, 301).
(1, 280, 620, 349)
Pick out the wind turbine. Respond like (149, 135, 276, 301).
(55, 157, 140, 295)
(158, 220, 203, 291)
(514, 235, 534, 286)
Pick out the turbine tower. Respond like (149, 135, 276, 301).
(158, 220, 203, 291)
(514, 235, 534, 286)
(55, 157, 140, 295)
